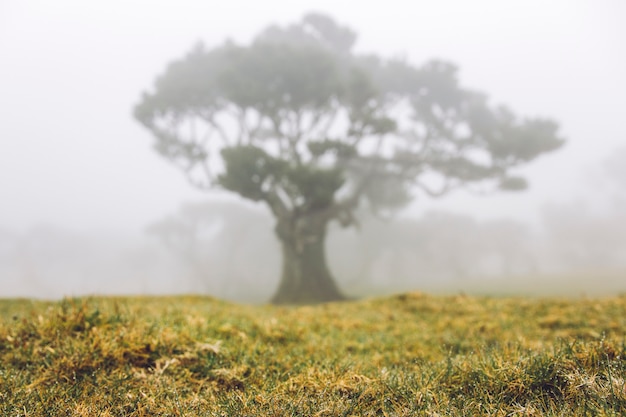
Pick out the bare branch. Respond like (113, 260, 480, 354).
(236, 108, 248, 145)
(194, 110, 233, 147)
(319, 105, 340, 138)
(414, 177, 457, 198)
(263, 185, 290, 219)
(248, 109, 266, 144)
(302, 108, 324, 137)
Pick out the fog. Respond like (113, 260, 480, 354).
(1, 1, 625, 301)
(2, 148, 625, 301)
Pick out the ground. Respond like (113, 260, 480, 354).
(1, 293, 625, 416)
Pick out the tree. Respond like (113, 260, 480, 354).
(541, 147, 626, 272)
(146, 200, 278, 302)
(134, 13, 564, 304)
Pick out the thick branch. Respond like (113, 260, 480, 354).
(263, 186, 290, 219)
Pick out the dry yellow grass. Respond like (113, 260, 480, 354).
(1, 293, 624, 416)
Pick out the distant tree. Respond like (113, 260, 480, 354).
(605, 146, 626, 196)
(134, 13, 564, 304)
(146, 200, 278, 301)
(541, 147, 626, 272)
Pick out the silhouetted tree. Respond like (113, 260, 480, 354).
(134, 13, 564, 304)
(541, 146, 626, 272)
(146, 200, 278, 301)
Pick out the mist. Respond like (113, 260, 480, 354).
(1, 1, 625, 301)
(2, 146, 625, 301)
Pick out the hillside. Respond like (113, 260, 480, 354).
(1, 294, 625, 416)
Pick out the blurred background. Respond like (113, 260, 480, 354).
(1, 0, 625, 301)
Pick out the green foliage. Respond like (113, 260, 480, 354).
(363, 176, 413, 212)
(219, 146, 284, 201)
(134, 13, 565, 220)
(499, 175, 529, 191)
(257, 12, 357, 54)
(218, 41, 342, 112)
(219, 145, 344, 210)
(1, 294, 625, 415)
(307, 139, 357, 159)
(282, 165, 344, 210)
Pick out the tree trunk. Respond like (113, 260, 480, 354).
(271, 213, 345, 304)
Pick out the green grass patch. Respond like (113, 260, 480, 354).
(1, 293, 625, 416)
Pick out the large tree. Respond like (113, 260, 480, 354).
(134, 13, 564, 304)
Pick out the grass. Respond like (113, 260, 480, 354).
(0, 293, 625, 416)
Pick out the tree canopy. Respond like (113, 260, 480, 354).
(134, 13, 564, 303)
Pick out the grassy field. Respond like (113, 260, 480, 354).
(0, 293, 625, 416)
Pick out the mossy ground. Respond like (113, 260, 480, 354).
(1, 293, 625, 416)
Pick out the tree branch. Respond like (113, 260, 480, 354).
(194, 110, 233, 147)
(263, 185, 290, 219)
(414, 177, 457, 197)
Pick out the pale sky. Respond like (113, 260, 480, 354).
(1, 0, 625, 233)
